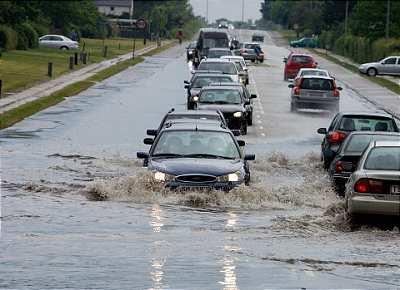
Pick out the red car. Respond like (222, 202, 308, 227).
(283, 53, 317, 80)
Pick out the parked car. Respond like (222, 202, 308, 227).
(358, 56, 400, 77)
(186, 41, 197, 61)
(38, 35, 79, 50)
(221, 55, 249, 85)
(290, 37, 319, 48)
(195, 85, 256, 134)
(146, 109, 229, 136)
(206, 48, 233, 58)
(283, 53, 318, 80)
(197, 59, 240, 83)
(252, 34, 264, 42)
(317, 111, 399, 169)
(329, 131, 400, 195)
(344, 140, 400, 222)
(208, 82, 257, 125)
(137, 122, 255, 190)
(184, 71, 234, 109)
(288, 75, 342, 112)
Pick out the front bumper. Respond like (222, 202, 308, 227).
(358, 67, 367, 74)
(166, 180, 242, 191)
(348, 195, 400, 216)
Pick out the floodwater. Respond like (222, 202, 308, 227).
(1, 30, 399, 289)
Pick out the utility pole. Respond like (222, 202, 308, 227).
(344, 0, 349, 35)
(386, 0, 390, 38)
(206, 0, 209, 25)
(241, 0, 245, 24)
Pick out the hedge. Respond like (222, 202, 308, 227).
(0, 25, 18, 51)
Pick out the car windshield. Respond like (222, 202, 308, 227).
(364, 147, 400, 170)
(291, 55, 312, 63)
(207, 50, 232, 58)
(152, 130, 240, 159)
(192, 76, 233, 88)
(199, 89, 242, 104)
(234, 61, 244, 71)
(339, 117, 396, 132)
(198, 62, 237, 74)
(188, 42, 196, 49)
(204, 38, 229, 48)
(301, 70, 328, 77)
(166, 115, 220, 122)
(300, 78, 334, 90)
(344, 135, 400, 154)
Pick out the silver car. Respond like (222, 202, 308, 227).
(39, 35, 79, 50)
(358, 56, 400, 76)
(288, 75, 342, 112)
(345, 140, 400, 222)
(221, 56, 249, 85)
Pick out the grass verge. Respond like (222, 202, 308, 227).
(0, 57, 143, 130)
(310, 49, 400, 96)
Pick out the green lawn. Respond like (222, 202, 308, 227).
(0, 37, 152, 95)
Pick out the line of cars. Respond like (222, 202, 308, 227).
(283, 49, 400, 222)
(137, 30, 261, 191)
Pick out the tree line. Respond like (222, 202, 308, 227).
(259, 0, 400, 63)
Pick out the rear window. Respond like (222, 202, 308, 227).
(364, 147, 400, 170)
(199, 89, 242, 104)
(344, 135, 400, 154)
(198, 62, 237, 75)
(166, 115, 220, 122)
(291, 55, 313, 63)
(301, 70, 328, 77)
(192, 76, 233, 88)
(339, 117, 396, 132)
(300, 78, 334, 90)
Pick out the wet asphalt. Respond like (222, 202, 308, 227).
(0, 30, 399, 289)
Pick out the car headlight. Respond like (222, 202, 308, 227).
(228, 173, 239, 182)
(218, 171, 242, 182)
(154, 171, 166, 181)
(233, 112, 242, 117)
(193, 96, 199, 102)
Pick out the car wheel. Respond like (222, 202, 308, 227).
(60, 46, 69, 50)
(334, 181, 345, 197)
(247, 113, 253, 126)
(260, 59, 264, 63)
(246, 79, 249, 85)
(367, 67, 377, 77)
(322, 156, 331, 170)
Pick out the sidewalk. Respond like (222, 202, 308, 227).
(0, 43, 161, 114)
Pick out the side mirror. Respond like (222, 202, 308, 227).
(237, 140, 245, 146)
(231, 129, 241, 136)
(146, 129, 158, 136)
(244, 154, 255, 161)
(288, 84, 294, 88)
(245, 100, 250, 105)
(143, 138, 154, 145)
(184, 80, 189, 84)
(250, 94, 257, 99)
(137, 152, 149, 159)
(317, 128, 327, 135)
(337, 87, 343, 91)
(184, 85, 190, 89)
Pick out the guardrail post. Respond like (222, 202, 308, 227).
(69, 56, 74, 70)
(47, 62, 53, 77)
(82, 53, 87, 65)
(74, 52, 78, 65)
(0, 79, 2, 98)
(132, 39, 136, 59)
(103, 45, 108, 58)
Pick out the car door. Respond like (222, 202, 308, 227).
(395, 58, 400, 75)
(39, 36, 51, 48)
(380, 57, 397, 74)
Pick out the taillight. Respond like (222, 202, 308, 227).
(333, 89, 340, 97)
(294, 87, 300, 95)
(335, 161, 343, 173)
(354, 179, 384, 194)
(328, 131, 347, 144)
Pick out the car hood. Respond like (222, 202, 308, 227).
(360, 62, 378, 67)
(197, 104, 245, 113)
(149, 158, 243, 176)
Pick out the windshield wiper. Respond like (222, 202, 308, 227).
(183, 153, 235, 159)
(152, 153, 185, 158)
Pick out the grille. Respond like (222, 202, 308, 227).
(176, 174, 217, 183)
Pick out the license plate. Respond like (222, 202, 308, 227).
(390, 185, 400, 194)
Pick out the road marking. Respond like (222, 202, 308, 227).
(261, 133, 266, 137)
(259, 126, 264, 130)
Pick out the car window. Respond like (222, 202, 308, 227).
(199, 89, 242, 104)
(203, 38, 229, 48)
(301, 70, 328, 77)
(300, 78, 333, 90)
(328, 114, 340, 131)
(153, 130, 240, 159)
(339, 117, 396, 132)
(198, 62, 237, 74)
(291, 56, 312, 63)
(50, 36, 63, 41)
(383, 57, 396, 65)
(192, 76, 233, 88)
(364, 147, 400, 170)
(40, 36, 50, 41)
(166, 115, 220, 122)
(344, 135, 400, 154)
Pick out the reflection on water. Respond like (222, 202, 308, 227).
(149, 204, 167, 290)
(220, 212, 239, 290)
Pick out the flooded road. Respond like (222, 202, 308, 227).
(1, 30, 400, 289)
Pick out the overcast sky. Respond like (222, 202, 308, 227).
(189, 0, 262, 23)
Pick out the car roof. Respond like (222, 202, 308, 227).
(201, 59, 233, 63)
(339, 111, 395, 118)
(301, 75, 333, 80)
(161, 122, 231, 133)
(208, 48, 231, 51)
(347, 131, 400, 137)
(201, 85, 241, 91)
(373, 140, 400, 147)
(167, 110, 221, 116)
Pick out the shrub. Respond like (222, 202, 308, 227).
(0, 25, 18, 51)
(31, 22, 50, 38)
(21, 23, 39, 48)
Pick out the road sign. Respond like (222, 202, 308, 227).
(136, 19, 147, 30)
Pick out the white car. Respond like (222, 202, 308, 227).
(197, 59, 240, 83)
(221, 55, 249, 85)
(39, 35, 79, 50)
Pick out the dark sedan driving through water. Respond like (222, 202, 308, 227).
(137, 122, 255, 191)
